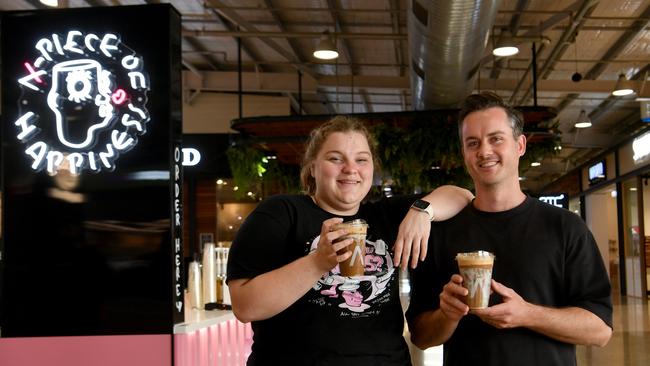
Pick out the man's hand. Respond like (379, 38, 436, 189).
(439, 274, 470, 322)
(471, 279, 532, 329)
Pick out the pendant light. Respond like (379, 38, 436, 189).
(574, 109, 592, 129)
(612, 73, 634, 96)
(492, 31, 519, 57)
(313, 31, 339, 60)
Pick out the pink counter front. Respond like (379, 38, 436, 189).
(0, 309, 252, 366)
(0, 334, 172, 366)
(174, 309, 253, 366)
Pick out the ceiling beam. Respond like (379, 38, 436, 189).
(206, 0, 318, 79)
(477, 0, 583, 80)
(183, 70, 650, 95)
(491, 0, 531, 79)
(263, 0, 304, 63)
(553, 4, 650, 116)
(182, 29, 406, 40)
(516, 0, 598, 105)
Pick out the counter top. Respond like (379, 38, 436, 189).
(173, 308, 235, 334)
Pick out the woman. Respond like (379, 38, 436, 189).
(227, 116, 472, 365)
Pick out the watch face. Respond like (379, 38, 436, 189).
(413, 199, 430, 210)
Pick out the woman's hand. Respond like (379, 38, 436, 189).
(312, 217, 354, 273)
(230, 217, 356, 323)
(393, 208, 431, 269)
(394, 186, 473, 269)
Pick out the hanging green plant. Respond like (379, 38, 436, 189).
(227, 111, 560, 198)
(261, 158, 301, 195)
(226, 144, 301, 198)
(226, 145, 264, 198)
(372, 115, 472, 194)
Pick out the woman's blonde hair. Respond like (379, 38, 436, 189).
(300, 116, 379, 195)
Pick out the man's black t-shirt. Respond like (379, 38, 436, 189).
(406, 197, 612, 366)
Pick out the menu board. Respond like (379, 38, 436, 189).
(0, 4, 183, 336)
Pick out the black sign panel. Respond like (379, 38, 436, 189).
(0, 4, 183, 336)
(182, 134, 232, 177)
(536, 193, 569, 209)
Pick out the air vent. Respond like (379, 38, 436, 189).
(412, 0, 428, 27)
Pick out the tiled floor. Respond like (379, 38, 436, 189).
(401, 273, 650, 366)
(576, 294, 650, 366)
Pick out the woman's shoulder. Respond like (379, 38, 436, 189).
(257, 194, 314, 212)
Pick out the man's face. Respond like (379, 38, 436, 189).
(460, 107, 526, 190)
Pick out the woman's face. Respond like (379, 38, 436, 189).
(311, 131, 374, 215)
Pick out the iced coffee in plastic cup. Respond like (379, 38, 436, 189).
(332, 219, 368, 277)
(456, 251, 495, 309)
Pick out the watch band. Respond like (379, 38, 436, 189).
(411, 199, 435, 221)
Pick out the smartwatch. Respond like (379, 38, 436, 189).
(411, 199, 435, 221)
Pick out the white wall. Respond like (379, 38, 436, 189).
(586, 190, 617, 275)
(641, 180, 650, 234)
(182, 92, 290, 133)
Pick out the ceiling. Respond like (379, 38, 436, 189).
(3, 0, 650, 193)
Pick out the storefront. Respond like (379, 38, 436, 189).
(544, 126, 650, 298)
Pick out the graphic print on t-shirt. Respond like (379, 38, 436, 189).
(307, 234, 395, 317)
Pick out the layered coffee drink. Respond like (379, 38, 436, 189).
(456, 251, 495, 309)
(332, 219, 368, 277)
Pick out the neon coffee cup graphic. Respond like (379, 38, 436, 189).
(46, 59, 115, 150)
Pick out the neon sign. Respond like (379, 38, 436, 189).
(14, 30, 150, 175)
(538, 193, 568, 209)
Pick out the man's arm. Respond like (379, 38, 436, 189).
(410, 309, 460, 349)
(525, 304, 611, 347)
(408, 274, 469, 349)
(472, 280, 612, 347)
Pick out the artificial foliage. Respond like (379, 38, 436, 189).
(226, 114, 561, 197)
(371, 115, 472, 194)
(226, 144, 301, 198)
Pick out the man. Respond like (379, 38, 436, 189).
(405, 92, 612, 365)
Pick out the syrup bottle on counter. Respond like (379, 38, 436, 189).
(187, 254, 203, 309)
(202, 242, 218, 310)
(220, 246, 232, 309)
(215, 245, 223, 304)
(212, 244, 232, 310)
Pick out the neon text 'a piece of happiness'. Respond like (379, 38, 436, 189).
(15, 30, 150, 175)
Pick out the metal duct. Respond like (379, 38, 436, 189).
(408, 0, 500, 109)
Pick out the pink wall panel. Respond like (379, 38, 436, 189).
(0, 334, 172, 366)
